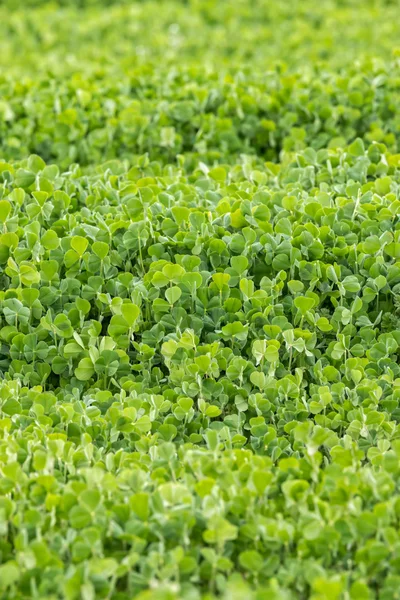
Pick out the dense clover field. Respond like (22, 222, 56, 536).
(2, 0, 400, 598)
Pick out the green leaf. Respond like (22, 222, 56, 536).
(41, 230, 59, 250)
(182, 272, 202, 293)
(14, 169, 35, 189)
(69, 505, 92, 529)
(20, 264, 40, 286)
(239, 550, 263, 572)
(348, 137, 365, 156)
(80, 489, 101, 511)
(165, 285, 182, 305)
(294, 296, 315, 314)
(75, 358, 95, 381)
(71, 235, 89, 257)
(120, 302, 140, 327)
(0, 562, 20, 589)
(212, 272, 230, 290)
(92, 241, 109, 259)
(130, 492, 149, 521)
(203, 517, 238, 545)
(2, 398, 21, 416)
(0, 200, 11, 223)
(384, 242, 400, 258)
(162, 263, 185, 282)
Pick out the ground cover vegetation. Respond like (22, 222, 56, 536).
(1, 0, 400, 598)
